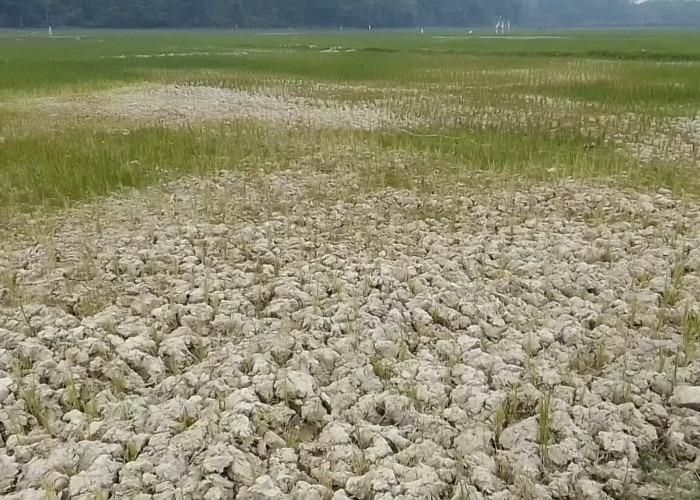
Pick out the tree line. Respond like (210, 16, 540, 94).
(0, 0, 698, 29)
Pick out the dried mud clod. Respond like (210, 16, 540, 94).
(1, 165, 700, 499)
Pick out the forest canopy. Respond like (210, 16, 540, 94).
(0, 0, 699, 29)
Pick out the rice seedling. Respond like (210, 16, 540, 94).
(672, 260, 686, 289)
(495, 455, 516, 485)
(352, 451, 372, 475)
(662, 284, 680, 308)
(538, 392, 552, 459)
(371, 355, 393, 382)
(40, 477, 61, 500)
(681, 312, 700, 366)
(492, 402, 508, 447)
(404, 384, 424, 411)
(283, 427, 302, 451)
(124, 440, 140, 462)
(148, 325, 163, 356)
(20, 383, 52, 433)
(594, 340, 608, 373)
(177, 407, 197, 432)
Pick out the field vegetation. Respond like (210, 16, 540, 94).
(2, 28, 700, 214)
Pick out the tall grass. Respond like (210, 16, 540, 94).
(0, 121, 294, 211)
(3, 120, 696, 215)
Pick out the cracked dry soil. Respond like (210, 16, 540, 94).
(2, 166, 700, 500)
(34, 85, 408, 131)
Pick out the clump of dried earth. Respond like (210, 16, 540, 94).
(33, 84, 412, 130)
(2, 152, 700, 499)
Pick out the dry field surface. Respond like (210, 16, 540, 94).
(2, 29, 700, 500)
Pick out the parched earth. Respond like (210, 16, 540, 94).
(32, 84, 412, 130)
(2, 159, 700, 499)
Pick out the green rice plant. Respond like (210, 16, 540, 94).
(371, 355, 393, 382)
(282, 427, 301, 450)
(124, 440, 140, 462)
(658, 347, 668, 374)
(518, 477, 537, 500)
(10, 355, 33, 380)
(594, 340, 608, 373)
(110, 370, 128, 397)
(41, 479, 59, 500)
(148, 325, 163, 356)
(681, 312, 700, 366)
(635, 271, 653, 288)
(2, 24, 700, 314)
(191, 338, 210, 363)
(538, 392, 552, 459)
(673, 349, 680, 392)
(662, 284, 680, 308)
(492, 402, 508, 447)
(672, 260, 686, 289)
(495, 455, 515, 485)
(20, 383, 51, 433)
(404, 384, 424, 411)
(177, 407, 197, 432)
(81, 380, 101, 420)
(0, 270, 21, 305)
(352, 452, 371, 476)
(63, 372, 81, 412)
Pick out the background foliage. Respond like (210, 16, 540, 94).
(1, 0, 699, 29)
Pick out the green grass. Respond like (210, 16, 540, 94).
(539, 62, 700, 110)
(365, 127, 699, 192)
(2, 28, 700, 59)
(2, 28, 700, 93)
(1, 28, 700, 217)
(4, 121, 694, 213)
(0, 121, 298, 210)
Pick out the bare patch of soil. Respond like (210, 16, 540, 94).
(34, 84, 406, 130)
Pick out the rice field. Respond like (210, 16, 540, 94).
(2, 28, 700, 500)
(1, 28, 700, 213)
